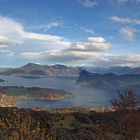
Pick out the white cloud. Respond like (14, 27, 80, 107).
(0, 16, 24, 40)
(20, 51, 140, 67)
(110, 16, 140, 25)
(20, 36, 112, 65)
(67, 36, 111, 52)
(79, 0, 98, 8)
(0, 36, 22, 46)
(110, 16, 139, 41)
(20, 50, 101, 66)
(0, 49, 15, 56)
(0, 15, 140, 67)
(20, 51, 44, 60)
(87, 37, 105, 43)
(120, 27, 136, 41)
(0, 15, 114, 66)
(95, 55, 140, 67)
(0, 16, 71, 50)
(30, 20, 64, 32)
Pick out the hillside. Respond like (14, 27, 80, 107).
(76, 70, 140, 89)
(0, 63, 81, 77)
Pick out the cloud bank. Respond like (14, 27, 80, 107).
(0, 15, 140, 67)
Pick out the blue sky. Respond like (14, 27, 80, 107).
(0, 0, 140, 67)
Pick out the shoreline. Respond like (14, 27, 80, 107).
(0, 105, 113, 113)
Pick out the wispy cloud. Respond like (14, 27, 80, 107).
(116, 0, 129, 4)
(78, 0, 98, 8)
(71, 22, 94, 34)
(120, 27, 136, 41)
(110, 16, 139, 41)
(83, 0, 97, 8)
(0, 48, 15, 56)
(30, 20, 64, 32)
(110, 16, 140, 25)
(113, 0, 140, 4)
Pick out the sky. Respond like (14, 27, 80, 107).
(0, 0, 140, 67)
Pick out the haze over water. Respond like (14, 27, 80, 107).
(0, 75, 115, 108)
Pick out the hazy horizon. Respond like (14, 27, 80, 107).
(0, 62, 140, 68)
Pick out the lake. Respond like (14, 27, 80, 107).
(0, 75, 116, 108)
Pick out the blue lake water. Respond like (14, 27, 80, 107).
(0, 75, 116, 108)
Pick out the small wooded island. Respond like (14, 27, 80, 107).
(17, 74, 42, 79)
(0, 86, 73, 107)
(0, 79, 5, 82)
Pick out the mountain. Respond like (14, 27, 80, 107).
(85, 66, 140, 74)
(76, 70, 140, 89)
(0, 63, 81, 77)
(1, 64, 140, 77)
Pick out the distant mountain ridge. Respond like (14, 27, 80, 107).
(86, 66, 140, 74)
(0, 63, 81, 77)
(1, 63, 140, 77)
(76, 70, 140, 89)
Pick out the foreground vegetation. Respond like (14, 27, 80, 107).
(0, 107, 140, 140)
(0, 89, 139, 140)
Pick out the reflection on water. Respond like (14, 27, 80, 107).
(0, 75, 116, 108)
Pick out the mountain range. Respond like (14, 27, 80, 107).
(0, 63, 81, 77)
(0, 63, 140, 79)
(76, 70, 140, 89)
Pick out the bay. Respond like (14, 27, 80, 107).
(0, 75, 115, 108)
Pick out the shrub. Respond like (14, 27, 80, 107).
(110, 89, 140, 112)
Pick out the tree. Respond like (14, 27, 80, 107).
(110, 89, 140, 112)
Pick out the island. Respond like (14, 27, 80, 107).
(0, 86, 73, 107)
(0, 79, 5, 82)
(17, 74, 42, 79)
